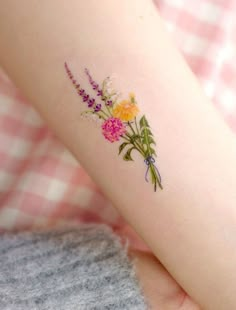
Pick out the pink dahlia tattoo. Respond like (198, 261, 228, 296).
(102, 117, 126, 143)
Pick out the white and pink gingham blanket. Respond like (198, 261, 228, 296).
(0, 0, 235, 248)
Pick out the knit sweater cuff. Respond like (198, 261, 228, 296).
(0, 223, 149, 309)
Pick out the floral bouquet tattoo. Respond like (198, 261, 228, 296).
(65, 63, 163, 191)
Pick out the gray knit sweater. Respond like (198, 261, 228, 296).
(0, 223, 149, 310)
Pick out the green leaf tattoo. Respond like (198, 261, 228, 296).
(123, 147, 135, 161)
(65, 62, 163, 191)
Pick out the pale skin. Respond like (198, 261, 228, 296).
(127, 247, 200, 309)
(0, 0, 236, 308)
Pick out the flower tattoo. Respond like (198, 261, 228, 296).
(102, 117, 126, 143)
(65, 62, 163, 191)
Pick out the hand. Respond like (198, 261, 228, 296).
(128, 248, 201, 309)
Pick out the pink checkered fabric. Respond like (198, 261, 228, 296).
(0, 74, 122, 232)
(0, 0, 235, 249)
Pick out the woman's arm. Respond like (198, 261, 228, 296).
(1, 0, 236, 308)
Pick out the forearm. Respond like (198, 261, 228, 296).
(1, 1, 236, 308)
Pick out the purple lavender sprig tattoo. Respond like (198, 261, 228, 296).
(65, 62, 163, 191)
